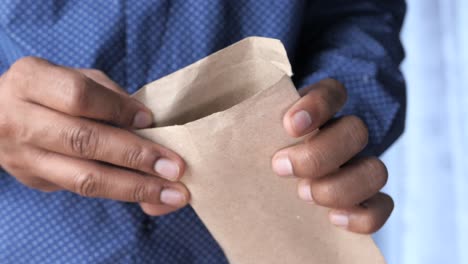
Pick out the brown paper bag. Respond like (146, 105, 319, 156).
(133, 37, 386, 264)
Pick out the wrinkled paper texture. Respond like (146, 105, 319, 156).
(133, 37, 386, 264)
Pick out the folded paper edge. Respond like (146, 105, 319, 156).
(132, 37, 292, 99)
(132, 37, 387, 264)
(137, 72, 297, 133)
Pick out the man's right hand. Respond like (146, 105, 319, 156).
(0, 57, 189, 216)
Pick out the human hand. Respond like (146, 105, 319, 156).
(0, 57, 189, 216)
(272, 79, 393, 234)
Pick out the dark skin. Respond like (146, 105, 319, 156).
(0, 57, 393, 233)
(273, 79, 393, 233)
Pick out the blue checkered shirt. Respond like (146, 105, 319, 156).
(0, 1, 406, 263)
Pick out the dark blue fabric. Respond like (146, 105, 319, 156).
(0, 1, 406, 263)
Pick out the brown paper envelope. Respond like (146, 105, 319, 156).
(133, 37, 386, 264)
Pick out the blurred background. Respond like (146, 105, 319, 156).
(374, 0, 468, 263)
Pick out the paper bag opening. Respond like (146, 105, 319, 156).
(133, 37, 386, 264)
(133, 37, 293, 127)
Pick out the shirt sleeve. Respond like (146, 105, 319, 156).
(291, 0, 407, 156)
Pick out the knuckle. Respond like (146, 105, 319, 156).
(123, 146, 147, 169)
(63, 125, 99, 158)
(301, 144, 325, 177)
(379, 192, 395, 211)
(110, 99, 124, 124)
(5, 57, 43, 89)
(311, 181, 337, 206)
(132, 180, 149, 202)
(322, 79, 348, 105)
(73, 172, 100, 197)
(345, 116, 369, 149)
(66, 73, 91, 113)
(10, 56, 42, 73)
(313, 93, 331, 113)
(332, 80, 347, 102)
(364, 158, 388, 189)
(133, 180, 162, 203)
(358, 194, 393, 234)
(360, 215, 381, 234)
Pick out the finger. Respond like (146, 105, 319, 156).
(14, 175, 61, 193)
(10, 57, 153, 128)
(4, 167, 61, 192)
(328, 192, 394, 234)
(284, 79, 347, 137)
(21, 103, 184, 181)
(296, 157, 388, 207)
(0, 146, 60, 192)
(77, 69, 128, 95)
(30, 150, 190, 207)
(139, 202, 185, 216)
(0, 148, 64, 192)
(272, 115, 368, 178)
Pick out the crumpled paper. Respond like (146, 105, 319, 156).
(133, 37, 386, 264)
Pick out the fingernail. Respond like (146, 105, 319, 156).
(160, 188, 186, 206)
(154, 158, 180, 181)
(329, 212, 349, 228)
(292, 110, 312, 134)
(272, 152, 293, 176)
(133, 111, 153, 128)
(298, 183, 314, 202)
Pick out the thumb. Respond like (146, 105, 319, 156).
(77, 69, 129, 95)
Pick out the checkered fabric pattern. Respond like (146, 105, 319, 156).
(0, 1, 406, 263)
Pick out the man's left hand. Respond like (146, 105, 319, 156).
(272, 79, 393, 234)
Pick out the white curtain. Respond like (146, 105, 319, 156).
(375, 0, 468, 263)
